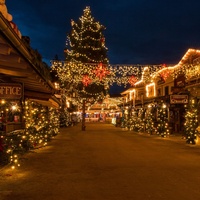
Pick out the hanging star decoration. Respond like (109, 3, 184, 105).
(128, 75, 137, 86)
(82, 75, 92, 86)
(159, 64, 170, 81)
(94, 63, 110, 81)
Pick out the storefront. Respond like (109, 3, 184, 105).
(169, 94, 188, 133)
(0, 12, 61, 134)
(0, 83, 24, 133)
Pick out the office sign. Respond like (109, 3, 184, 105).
(0, 83, 23, 99)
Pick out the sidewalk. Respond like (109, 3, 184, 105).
(136, 130, 200, 146)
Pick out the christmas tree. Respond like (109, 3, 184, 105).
(156, 101, 169, 137)
(65, 6, 108, 64)
(129, 108, 145, 132)
(64, 6, 109, 97)
(146, 104, 156, 135)
(54, 6, 110, 130)
(184, 98, 198, 144)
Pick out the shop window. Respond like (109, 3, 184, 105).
(0, 100, 21, 132)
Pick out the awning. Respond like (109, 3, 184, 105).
(29, 98, 60, 108)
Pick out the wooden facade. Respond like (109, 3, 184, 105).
(121, 49, 200, 134)
(0, 13, 60, 133)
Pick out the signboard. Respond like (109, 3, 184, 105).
(0, 83, 23, 99)
(170, 95, 188, 104)
(171, 87, 183, 94)
(174, 74, 185, 87)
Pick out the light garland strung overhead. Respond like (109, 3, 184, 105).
(51, 61, 164, 87)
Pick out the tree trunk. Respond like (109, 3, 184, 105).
(82, 99, 86, 131)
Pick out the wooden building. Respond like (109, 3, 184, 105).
(0, 12, 60, 133)
(121, 49, 200, 134)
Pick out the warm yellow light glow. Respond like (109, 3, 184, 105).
(54, 82, 60, 89)
(129, 89, 135, 100)
(66, 101, 70, 108)
(1, 99, 5, 104)
(146, 83, 156, 97)
(133, 80, 143, 86)
(11, 105, 17, 110)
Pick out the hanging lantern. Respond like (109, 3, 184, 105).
(82, 75, 92, 86)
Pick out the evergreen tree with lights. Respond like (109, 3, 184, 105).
(65, 6, 108, 64)
(145, 104, 156, 135)
(137, 108, 146, 132)
(62, 6, 109, 130)
(156, 101, 169, 137)
(184, 98, 198, 144)
(129, 108, 145, 132)
(64, 6, 109, 95)
(129, 113, 140, 132)
(24, 101, 59, 148)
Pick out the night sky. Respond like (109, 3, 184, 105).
(6, 0, 200, 67)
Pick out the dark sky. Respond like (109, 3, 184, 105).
(6, 0, 200, 66)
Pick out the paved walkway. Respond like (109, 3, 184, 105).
(0, 123, 200, 200)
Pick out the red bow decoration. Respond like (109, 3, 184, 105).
(82, 75, 92, 86)
(94, 63, 110, 81)
(128, 76, 137, 86)
(159, 64, 170, 81)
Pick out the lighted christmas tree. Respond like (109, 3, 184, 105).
(184, 98, 198, 144)
(156, 101, 169, 137)
(53, 6, 110, 130)
(138, 108, 146, 132)
(64, 6, 109, 96)
(65, 6, 108, 64)
(129, 109, 138, 131)
(59, 109, 71, 127)
(129, 108, 145, 132)
(145, 104, 156, 135)
(24, 101, 59, 148)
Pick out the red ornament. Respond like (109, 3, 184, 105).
(129, 76, 137, 86)
(101, 37, 105, 44)
(82, 75, 92, 86)
(159, 64, 170, 81)
(94, 63, 110, 81)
